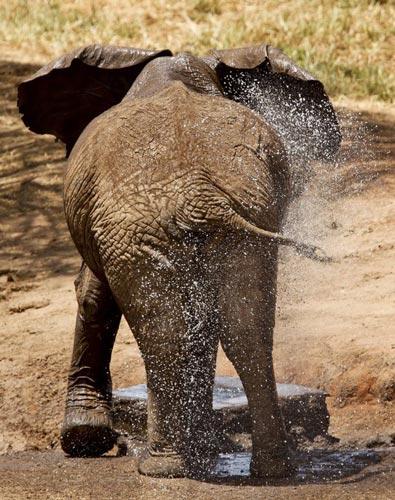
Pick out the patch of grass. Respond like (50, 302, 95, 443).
(0, 0, 393, 101)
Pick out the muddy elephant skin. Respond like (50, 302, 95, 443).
(18, 45, 341, 479)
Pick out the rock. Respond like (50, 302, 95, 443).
(112, 376, 332, 450)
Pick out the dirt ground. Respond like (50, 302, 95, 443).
(0, 57, 394, 498)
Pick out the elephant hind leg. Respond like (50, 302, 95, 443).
(218, 242, 294, 478)
(124, 266, 219, 477)
(61, 262, 121, 457)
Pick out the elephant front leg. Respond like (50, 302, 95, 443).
(219, 241, 295, 478)
(61, 263, 121, 457)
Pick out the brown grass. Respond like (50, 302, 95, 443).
(0, 0, 394, 101)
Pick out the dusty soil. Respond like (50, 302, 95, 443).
(0, 57, 394, 497)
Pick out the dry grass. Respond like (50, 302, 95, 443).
(0, 0, 394, 101)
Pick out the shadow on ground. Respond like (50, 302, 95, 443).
(0, 60, 78, 279)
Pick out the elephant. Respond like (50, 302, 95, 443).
(18, 44, 341, 478)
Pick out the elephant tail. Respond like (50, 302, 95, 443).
(227, 211, 332, 263)
(174, 179, 331, 263)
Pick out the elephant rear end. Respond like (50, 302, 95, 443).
(64, 82, 289, 286)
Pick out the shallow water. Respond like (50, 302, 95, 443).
(113, 375, 325, 411)
(212, 449, 381, 482)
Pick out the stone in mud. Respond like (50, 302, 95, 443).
(112, 376, 332, 449)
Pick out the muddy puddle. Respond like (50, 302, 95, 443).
(211, 449, 383, 483)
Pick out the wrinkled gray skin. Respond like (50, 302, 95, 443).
(18, 46, 340, 479)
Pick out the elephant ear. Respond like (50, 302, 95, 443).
(209, 44, 341, 161)
(17, 44, 172, 155)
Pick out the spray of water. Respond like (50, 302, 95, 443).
(220, 70, 376, 255)
(170, 73, 377, 476)
(123, 71, 378, 477)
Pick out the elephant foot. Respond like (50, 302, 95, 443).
(61, 389, 116, 457)
(138, 439, 218, 479)
(138, 450, 186, 478)
(61, 421, 116, 457)
(250, 450, 296, 479)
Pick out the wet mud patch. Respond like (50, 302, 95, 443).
(115, 436, 390, 485)
(211, 448, 384, 483)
